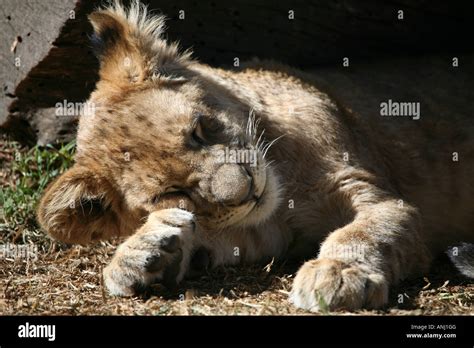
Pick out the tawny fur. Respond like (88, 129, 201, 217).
(37, 1, 474, 312)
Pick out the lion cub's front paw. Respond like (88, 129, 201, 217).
(289, 259, 388, 312)
(103, 208, 195, 296)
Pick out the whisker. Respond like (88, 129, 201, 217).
(265, 160, 275, 169)
(246, 109, 263, 145)
(246, 112, 252, 137)
(256, 129, 266, 148)
(262, 134, 285, 158)
(246, 108, 256, 138)
(253, 118, 261, 141)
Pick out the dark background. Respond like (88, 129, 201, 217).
(1, 0, 473, 144)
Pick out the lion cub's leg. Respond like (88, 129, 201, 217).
(290, 190, 431, 312)
(103, 208, 196, 296)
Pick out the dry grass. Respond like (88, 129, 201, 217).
(1, 238, 472, 316)
(0, 136, 472, 316)
(0, 240, 300, 315)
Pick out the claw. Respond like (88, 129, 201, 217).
(159, 234, 181, 252)
(145, 254, 163, 272)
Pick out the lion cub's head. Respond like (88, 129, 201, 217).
(37, 1, 282, 244)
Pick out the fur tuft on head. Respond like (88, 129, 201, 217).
(88, 0, 191, 86)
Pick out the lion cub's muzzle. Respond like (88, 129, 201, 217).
(210, 163, 256, 206)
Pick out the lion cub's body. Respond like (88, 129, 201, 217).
(38, 2, 473, 311)
(196, 58, 474, 257)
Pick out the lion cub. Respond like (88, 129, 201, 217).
(37, 1, 474, 311)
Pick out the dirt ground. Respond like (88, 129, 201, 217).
(0, 238, 472, 316)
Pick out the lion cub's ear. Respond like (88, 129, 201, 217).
(37, 166, 122, 245)
(88, 2, 190, 88)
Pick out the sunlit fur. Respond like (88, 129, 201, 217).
(38, 1, 474, 312)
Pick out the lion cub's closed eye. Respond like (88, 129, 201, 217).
(153, 192, 195, 213)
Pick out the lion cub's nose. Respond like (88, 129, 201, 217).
(211, 164, 253, 206)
